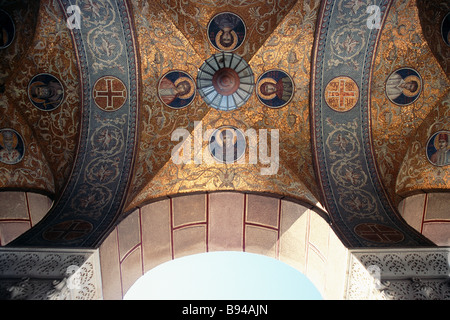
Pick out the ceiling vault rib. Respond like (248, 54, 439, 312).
(8, 0, 140, 248)
(310, 0, 435, 248)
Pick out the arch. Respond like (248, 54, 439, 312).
(0, 191, 53, 246)
(123, 251, 323, 300)
(98, 192, 349, 300)
(398, 192, 450, 246)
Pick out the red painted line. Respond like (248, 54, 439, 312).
(169, 197, 174, 260)
(420, 194, 428, 233)
(243, 193, 247, 252)
(308, 242, 327, 263)
(119, 243, 142, 264)
(206, 193, 209, 253)
(0, 218, 31, 222)
(245, 222, 278, 231)
(305, 209, 311, 273)
(117, 227, 124, 298)
(172, 221, 207, 231)
(276, 198, 282, 259)
(401, 198, 406, 217)
(139, 207, 144, 275)
(422, 219, 450, 223)
(24, 192, 32, 227)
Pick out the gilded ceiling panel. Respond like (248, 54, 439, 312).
(396, 92, 450, 196)
(0, 0, 81, 194)
(1, 0, 447, 249)
(371, 0, 450, 206)
(126, 106, 320, 211)
(124, 0, 322, 212)
(125, 0, 210, 209)
(0, 96, 54, 193)
(417, 0, 450, 77)
(249, 0, 321, 202)
(127, 124, 320, 211)
(156, 0, 298, 62)
(0, 0, 40, 92)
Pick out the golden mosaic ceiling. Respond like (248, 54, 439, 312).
(125, 0, 322, 212)
(371, 0, 449, 205)
(0, 0, 448, 220)
(0, 0, 80, 195)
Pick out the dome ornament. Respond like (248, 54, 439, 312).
(197, 52, 255, 111)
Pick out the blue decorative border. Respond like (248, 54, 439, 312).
(310, 0, 434, 247)
(10, 0, 139, 247)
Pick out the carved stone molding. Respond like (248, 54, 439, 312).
(0, 248, 102, 300)
(346, 248, 450, 300)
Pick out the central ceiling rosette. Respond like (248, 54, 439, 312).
(197, 52, 255, 111)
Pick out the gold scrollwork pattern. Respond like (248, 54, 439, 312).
(84, 1, 126, 73)
(0, 1, 81, 194)
(124, 0, 323, 211)
(396, 93, 450, 195)
(325, 118, 378, 220)
(157, 0, 298, 61)
(371, 0, 450, 205)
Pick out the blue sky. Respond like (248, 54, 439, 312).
(124, 251, 322, 300)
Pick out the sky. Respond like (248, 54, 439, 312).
(124, 251, 323, 300)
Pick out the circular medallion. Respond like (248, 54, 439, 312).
(28, 73, 65, 111)
(442, 12, 450, 47)
(91, 124, 124, 156)
(212, 68, 240, 95)
(43, 220, 93, 242)
(324, 76, 359, 112)
(197, 53, 254, 111)
(426, 130, 450, 167)
(385, 68, 422, 106)
(158, 70, 196, 109)
(207, 12, 246, 52)
(256, 69, 294, 108)
(209, 126, 246, 164)
(93, 76, 127, 111)
(0, 128, 25, 165)
(85, 158, 120, 185)
(0, 9, 15, 49)
(354, 223, 404, 244)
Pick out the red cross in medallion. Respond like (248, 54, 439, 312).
(93, 76, 127, 111)
(325, 76, 359, 112)
(354, 223, 404, 243)
(43, 220, 93, 242)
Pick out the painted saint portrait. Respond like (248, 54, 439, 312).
(28, 73, 64, 111)
(426, 131, 450, 167)
(256, 70, 294, 108)
(0, 128, 25, 165)
(208, 12, 246, 52)
(209, 126, 246, 164)
(385, 68, 422, 106)
(442, 12, 450, 47)
(0, 9, 15, 49)
(158, 71, 196, 109)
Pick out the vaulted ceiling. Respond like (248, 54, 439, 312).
(0, 0, 448, 248)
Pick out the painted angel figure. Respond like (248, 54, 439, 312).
(208, 13, 245, 52)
